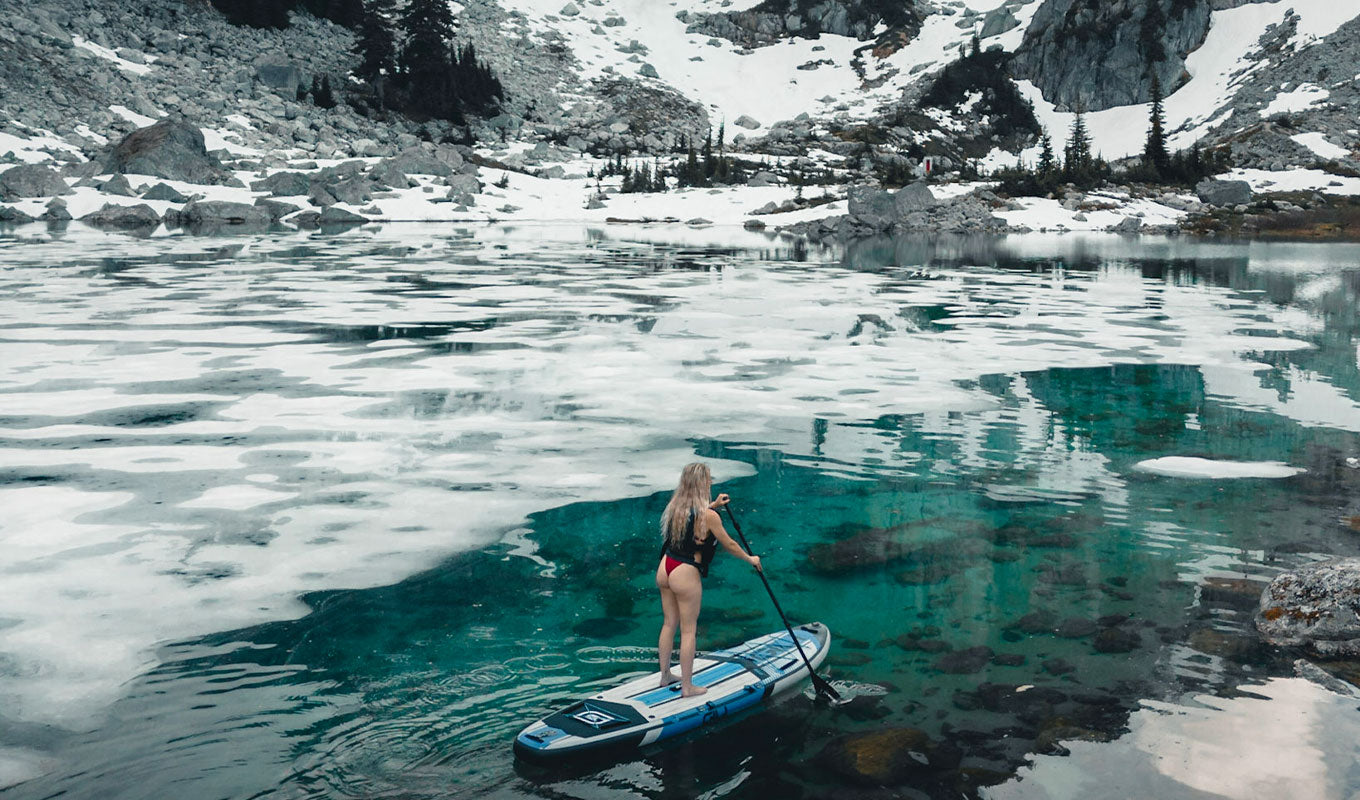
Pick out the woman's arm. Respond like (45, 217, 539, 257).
(702, 509, 762, 572)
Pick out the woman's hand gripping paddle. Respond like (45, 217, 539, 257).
(722, 505, 843, 703)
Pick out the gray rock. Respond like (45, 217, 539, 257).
(288, 210, 322, 228)
(82, 203, 161, 227)
(559, 3, 580, 16)
(734, 114, 761, 129)
(1113, 216, 1143, 233)
(638, 63, 659, 79)
(1257, 559, 1360, 656)
(254, 197, 301, 221)
(1011, 0, 1211, 111)
(141, 182, 188, 202)
(748, 171, 778, 187)
(979, 5, 1019, 38)
(687, 217, 712, 225)
(585, 198, 606, 209)
(894, 181, 934, 214)
(329, 177, 371, 205)
(308, 185, 337, 207)
(41, 197, 71, 222)
(1196, 178, 1252, 207)
(380, 147, 454, 177)
(101, 174, 136, 196)
(368, 161, 410, 190)
(603, 15, 626, 27)
(0, 205, 36, 223)
(255, 61, 303, 91)
(447, 173, 482, 196)
(179, 200, 272, 226)
(847, 184, 896, 230)
(250, 171, 311, 196)
(103, 119, 230, 185)
(318, 205, 366, 225)
(0, 164, 69, 199)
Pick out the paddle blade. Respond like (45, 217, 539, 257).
(811, 673, 843, 703)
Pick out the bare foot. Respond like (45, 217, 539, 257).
(659, 671, 680, 688)
(681, 684, 708, 698)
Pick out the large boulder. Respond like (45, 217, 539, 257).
(255, 61, 303, 91)
(0, 206, 37, 223)
(894, 181, 935, 214)
(82, 203, 161, 227)
(318, 205, 367, 225)
(1196, 178, 1252, 207)
(980, 5, 1019, 38)
(176, 200, 272, 227)
(141, 182, 187, 202)
(379, 147, 453, 177)
(104, 119, 231, 185)
(1257, 559, 1360, 656)
(249, 171, 311, 196)
(0, 164, 70, 199)
(847, 184, 896, 230)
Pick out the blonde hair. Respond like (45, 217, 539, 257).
(662, 463, 711, 547)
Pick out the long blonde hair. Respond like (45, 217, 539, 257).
(662, 463, 711, 546)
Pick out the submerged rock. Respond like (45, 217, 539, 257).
(815, 727, 958, 786)
(1093, 627, 1141, 653)
(934, 646, 994, 674)
(1257, 558, 1360, 656)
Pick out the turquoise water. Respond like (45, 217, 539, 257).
(2, 227, 1360, 798)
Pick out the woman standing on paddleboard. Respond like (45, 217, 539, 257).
(656, 463, 762, 697)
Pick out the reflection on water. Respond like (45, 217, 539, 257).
(1, 226, 1360, 798)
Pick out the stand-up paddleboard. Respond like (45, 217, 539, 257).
(514, 622, 831, 762)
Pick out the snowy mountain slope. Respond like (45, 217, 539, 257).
(487, 0, 1034, 133)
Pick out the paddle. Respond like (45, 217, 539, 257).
(722, 504, 842, 703)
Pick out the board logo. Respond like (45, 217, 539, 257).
(571, 705, 623, 728)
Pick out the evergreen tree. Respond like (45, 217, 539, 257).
(311, 74, 337, 109)
(1142, 74, 1170, 178)
(356, 0, 398, 85)
(1064, 107, 1092, 180)
(702, 129, 714, 180)
(399, 0, 458, 118)
(1037, 133, 1055, 175)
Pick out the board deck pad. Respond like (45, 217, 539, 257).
(514, 623, 831, 761)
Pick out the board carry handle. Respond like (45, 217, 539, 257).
(722, 504, 842, 703)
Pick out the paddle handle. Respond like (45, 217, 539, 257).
(722, 505, 841, 702)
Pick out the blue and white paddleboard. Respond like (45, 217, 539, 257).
(513, 622, 830, 762)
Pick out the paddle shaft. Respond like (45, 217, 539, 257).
(722, 505, 841, 702)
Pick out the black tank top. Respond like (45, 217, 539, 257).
(663, 508, 717, 577)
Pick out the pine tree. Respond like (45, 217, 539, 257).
(356, 0, 397, 85)
(1064, 107, 1092, 181)
(311, 75, 337, 109)
(1038, 133, 1055, 175)
(399, 0, 458, 118)
(1142, 74, 1170, 178)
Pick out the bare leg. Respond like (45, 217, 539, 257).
(669, 565, 707, 697)
(656, 560, 680, 687)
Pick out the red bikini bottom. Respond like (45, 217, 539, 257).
(664, 555, 690, 576)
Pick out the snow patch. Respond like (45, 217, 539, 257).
(1260, 83, 1329, 117)
(71, 35, 154, 76)
(109, 105, 160, 127)
(1290, 132, 1350, 160)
